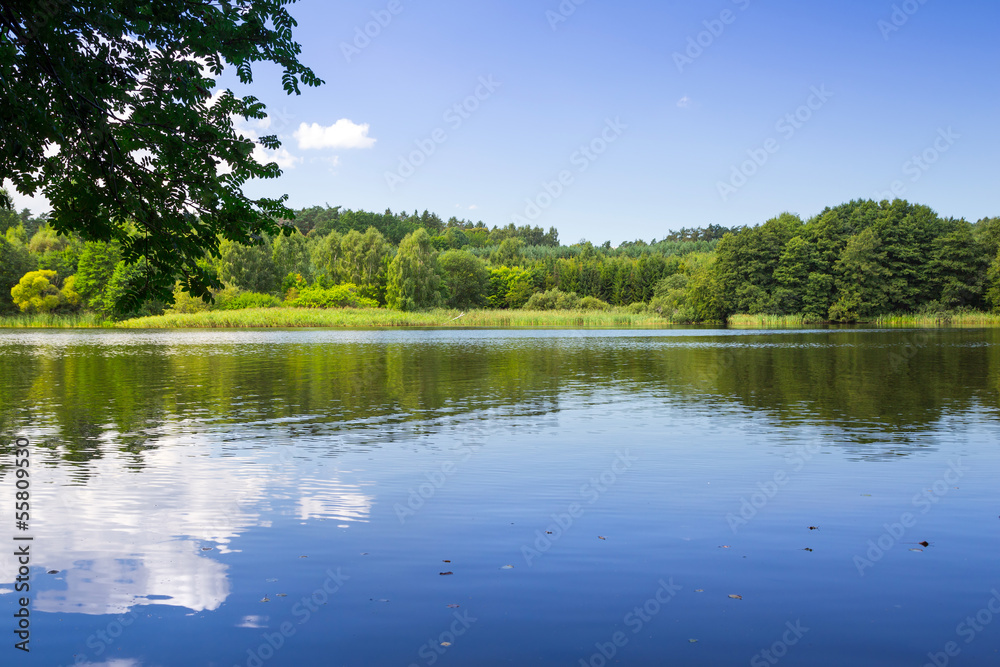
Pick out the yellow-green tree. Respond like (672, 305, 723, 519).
(11, 270, 64, 313)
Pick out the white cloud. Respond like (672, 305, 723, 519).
(294, 120, 376, 150)
(252, 146, 301, 170)
(677, 96, 692, 108)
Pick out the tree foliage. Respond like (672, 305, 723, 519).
(0, 0, 322, 309)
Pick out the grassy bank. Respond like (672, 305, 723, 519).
(115, 307, 674, 329)
(872, 311, 1000, 327)
(727, 311, 1000, 328)
(0, 312, 107, 328)
(726, 314, 813, 328)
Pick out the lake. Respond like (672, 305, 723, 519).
(1, 328, 999, 666)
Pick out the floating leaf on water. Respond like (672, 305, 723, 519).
(47, 570, 59, 575)
(809, 526, 819, 530)
(803, 548, 814, 552)
(361, 552, 369, 556)
(694, 589, 704, 593)
(728, 594, 743, 600)
(447, 604, 460, 608)
(439, 572, 453, 576)
(441, 642, 452, 647)
(861, 494, 872, 497)
(266, 578, 278, 583)
(689, 639, 699, 643)
(598, 536, 606, 540)
(500, 565, 514, 569)
(909, 548, 924, 552)
(261, 597, 270, 602)
(719, 545, 730, 549)
(919, 541, 930, 547)
(276, 594, 287, 597)
(201, 547, 214, 551)
(299, 556, 308, 558)
(442, 560, 451, 563)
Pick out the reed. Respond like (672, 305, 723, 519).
(0, 312, 107, 328)
(726, 313, 813, 328)
(872, 311, 1000, 327)
(116, 307, 675, 329)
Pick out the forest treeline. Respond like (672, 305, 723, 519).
(2, 200, 999, 322)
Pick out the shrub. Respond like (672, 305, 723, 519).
(579, 296, 610, 311)
(524, 288, 581, 310)
(287, 283, 379, 309)
(10, 270, 64, 313)
(217, 291, 282, 310)
(624, 302, 648, 314)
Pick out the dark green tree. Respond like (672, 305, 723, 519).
(438, 250, 489, 310)
(386, 229, 442, 311)
(0, 1, 322, 309)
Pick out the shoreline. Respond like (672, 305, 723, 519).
(2, 308, 1000, 330)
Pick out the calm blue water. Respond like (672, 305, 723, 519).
(1, 328, 999, 666)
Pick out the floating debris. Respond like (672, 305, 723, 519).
(500, 565, 514, 569)
(261, 597, 270, 602)
(728, 595, 743, 600)
(439, 572, 454, 576)
(441, 642, 452, 647)
(46, 570, 59, 575)
(598, 536, 607, 540)
(809, 526, 819, 531)
(447, 604, 460, 608)
(689, 639, 699, 643)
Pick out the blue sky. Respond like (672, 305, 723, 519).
(11, 0, 1000, 245)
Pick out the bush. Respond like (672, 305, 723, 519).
(624, 302, 648, 314)
(523, 288, 581, 310)
(219, 291, 282, 310)
(167, 283, 214, 314)
(10, 270, 62, 313)
(579, 296, 610, 311)
(287, 283, 379, 309)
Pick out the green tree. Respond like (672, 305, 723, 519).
(340, 228, 392, 303)
(493, 237, 525, 267)
(0, 231, 36, 312)
(829, 228, 890, 321)
(219, 239, 280, 294)
(1, 1, 322, 309)
(386, 229, 442, 311)
(272, 230, 313, 282)
(10, 269, 63, 312)
(438, 250, 489, 309)
(928, 222, 986, 308)
(311, 231, 344, 284)
(75, 241, 122, 308)
(985, 250, 1000, 312)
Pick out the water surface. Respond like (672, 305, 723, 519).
(1, 328, 998, 665)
